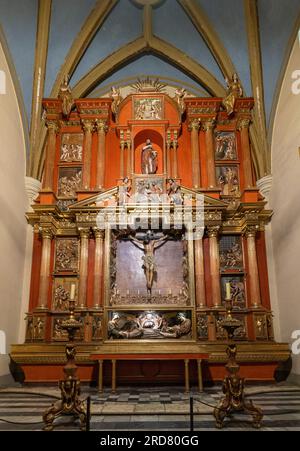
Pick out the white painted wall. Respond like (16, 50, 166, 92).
(270, 36, 300, 376)
(0, 42, 27, 377)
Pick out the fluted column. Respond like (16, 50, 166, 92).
(81, 120, 94, 190)
(245, 226, 261, 308)
(95, 119, 108, 190)
(93, 229, 105, 309)
(207, 226, 221, 308)
(43, 121, 59, 191)
(238, 119, 253, 188)
(126, 131, 132, 177)
(172, 132, 179, 179)
(189, 119, 201, 189)
(202, 120, 217, 188)
(78, 228, 90, 309)
(166, 131, 172, 177)
(37, 229, 53, 310)
(194, 238, 206, 308)
(120, 130, 125, 179)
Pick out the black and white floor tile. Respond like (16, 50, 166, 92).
(0, 384, 299, 431)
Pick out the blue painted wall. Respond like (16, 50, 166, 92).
(45, 0, 96, 96)
(71, 0, 142, 86)
(0, 0, 38, 124)
(153, 0, 224, 85)
(197, 0, 252, 96)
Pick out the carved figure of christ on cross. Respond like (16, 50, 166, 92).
(129, 231, 168, 296)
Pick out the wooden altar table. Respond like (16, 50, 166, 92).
(90, 353, 209, 394)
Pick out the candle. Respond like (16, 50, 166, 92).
(70, 283, 76, 300)
(225, 282, 231, 300)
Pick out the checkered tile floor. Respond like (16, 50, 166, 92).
(0, 384, 300, 430)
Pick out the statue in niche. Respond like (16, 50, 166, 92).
(129, 230, 168, 295)
(141, 139, 158, 174)
(160, 312, 191, 338)
(58, 74, 75, 117)
(222, 73, 243, 116)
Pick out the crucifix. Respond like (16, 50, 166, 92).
(129, 230, 168, 296)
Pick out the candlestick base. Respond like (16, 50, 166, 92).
(43, 300, 87, 431)
(213, 297, 263, 429)
(213, 344, 263, 429)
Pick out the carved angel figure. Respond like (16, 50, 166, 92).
(174, 87, 187, 115)
(110, 86, 123, 116)
(222, 73, 243, 116)
(58, 75, 75, 117)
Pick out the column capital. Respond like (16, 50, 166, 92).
(39, 227, 53, 240)
(188, 118, 201, 132)
(95, 119, 108, 134)
(237, 118, 251, 131)
(81, 120, 94, 134)
(78, 227, 90, 239)
(201, 119, 216, 132)
(207, 225, 221, 238)
(93, 228, 105, 240)
(244, 225, 259, 238)
(46, 120, 60, 134)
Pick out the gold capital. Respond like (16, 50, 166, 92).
(46, 121, 60, 134)
(93, 228, 105, 240)
(207, 226, 220, 238)
(237, 118, 251, 130)
(81, 120, 94, 134)
(78, 228, 90, 239)
(244, 225, 259, 238)
(188, 118, 201, 132)
(95, 119, 108, 134)
(202, 119, 216, 132)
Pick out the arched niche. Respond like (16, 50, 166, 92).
(133, 129, 164, 174)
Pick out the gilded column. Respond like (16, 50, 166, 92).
(166, 130, 172, 177)
(188, 119, 201, 189)
(202, 120, 217, 188)
(95, 119, 108, 190)
(37, 228, 53, 310)
(43, 121, 59, 191)
(172, 131, 179, 179)
(81, 120, 94, 190)
(93, 229, 105, 309)
(238, 119, 253, 188)
(78, 228, 90, 309)
(126, 130, 132, 177)
(207, 226, 221, 308)
(245, 226, 261, 308)
(194, 238, 206, 308)
(120, 130, 125, 179)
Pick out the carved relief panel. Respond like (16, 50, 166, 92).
(52, 277, 78, 311)
(134, 97, 163, 120)
(55, 238, 79, 272)
(60, 133, 83, 162)
(25, 315, 46, 342)
(216, 165, 240, 197)
(219, 236, 244, 271)
(58, 167, 82, 198)
(107, 310, 192, 340)
(215, 131, 237, 161)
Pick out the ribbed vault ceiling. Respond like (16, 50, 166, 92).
(0, 0, 299, 180)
